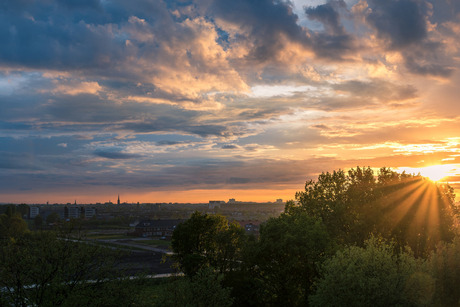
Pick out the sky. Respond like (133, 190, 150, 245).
(1, 0, 460, 204)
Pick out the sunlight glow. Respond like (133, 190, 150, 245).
(397, 165, 456, 182)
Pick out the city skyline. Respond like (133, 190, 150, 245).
(1, 0, 460, 203)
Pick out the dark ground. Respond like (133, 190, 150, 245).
(117, 250, 175, 276)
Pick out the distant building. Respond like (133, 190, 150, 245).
(228, 198, 236, 203)
(67, 206, 81, 219)
(237, 221, 261, 236)
(276, 199, 283, 204)
(84, 207, 97, 219)
(130, 219, 184, 238)
(117, 195, 120, 205)
(209, 200, 225, 209)
(30, 206, 40, 219)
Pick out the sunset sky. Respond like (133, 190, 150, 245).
(1, 0, 460, 204)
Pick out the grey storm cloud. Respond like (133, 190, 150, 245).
(155, 140, 185, 146)
(94, 151, 141, 159)
(39, 93, 231, 137)
(405, 56, 454, 77)
(208, 0, 309, 62)
(366, 0, 430, 49)
(305, 0, 355, 59)
(221, 144, 238, 149)
(333, 79, 418, 102)
(306, 0, 347, 34)
(0, 152, 41, 170)
(365, 0, 455, 76)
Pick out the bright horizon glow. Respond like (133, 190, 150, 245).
(0, 188, 300, 205)
(397, 164, 458, 182)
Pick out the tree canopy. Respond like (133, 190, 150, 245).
(171, 211, 247, 276)
(287, 167, 459, 256)
(245, 212, 334, 306)
(309, 237, 434, 307)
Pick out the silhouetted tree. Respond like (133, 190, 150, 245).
(429, 236, 460, 306)
(46, 212, 60, 225)
(310, 237, 434, 306)
(244, 212, 334, 306)
(288, 167, 459, 256)
(153, 268, 233, 307)
(171, 212, 247, 276)
(34, 215, 43, 230)
(0, 227, 135, 306)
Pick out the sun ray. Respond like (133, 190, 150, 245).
(425, 183, 440, 249)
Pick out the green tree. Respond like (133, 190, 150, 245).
(0, 212, 28, 239)
(310, 237, 434, 307)
(289, 167, 459, 256)
(153, 268, 233, 307)
(246, 211, 334, 306)
(17, 204, 30, 218)
(46, 212, 60, 225)
(0, 228, 136, 306)
(171, 212, 246, 276)
(34, 214, 43, 230)
(429, 236, 460, 306)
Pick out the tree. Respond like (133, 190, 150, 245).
(34, 215, 43, 230)
(0, 227, 136, 306)
(310, 237, 434, 307)
(246, 211, 334, 306)
(46, 212, 60, 225)
(289, 167, 459, 256)
(171, 212, 246, 276)
(428, 236, 460, 306)
(0, 212, 28, 239)
(153, 268, 233, 307)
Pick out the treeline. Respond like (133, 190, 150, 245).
(0, 209, 139, 306)
(166, 167, 460, 306)
(1, 167, 459, 306)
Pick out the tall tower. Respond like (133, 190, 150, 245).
(117, 194, 120, 205)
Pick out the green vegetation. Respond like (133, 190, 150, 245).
(1, 167, 459, 306)
(309, 237, 433, 306)
(0, 213, 139, 306)
(169, 167, 459, 306)
(149, 269, 233, 307)
(172, 211, 247, 275)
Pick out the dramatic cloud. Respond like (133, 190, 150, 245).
(1, 0, 460, 203)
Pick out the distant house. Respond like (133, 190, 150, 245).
(29, 206, 40, 219)
(131, 219, 184, 238)
(237, 221, 262, 236)
(209, 200, 225, 209)
(67, 206, 82, 219)
(84, 207, 97, 219)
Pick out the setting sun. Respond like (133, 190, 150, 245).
(398, 165, 456, 182)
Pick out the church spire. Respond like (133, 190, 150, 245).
(117, 194, 120, 205)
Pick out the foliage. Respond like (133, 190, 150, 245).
(171, 211, 247, 276)
(34, 214, 43, 229)
(0, 211, 29, 239)
(0, 227, 136, 306)
(244, 212, 335, 306)
(152, 269, 233, 307)
(429, 236, 460, 306)
(46, 212, 61, 225)
(309, 237, 434, 307)
(289, 167, 459, 256)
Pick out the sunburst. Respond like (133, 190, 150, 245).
(397, 164, 455, 182)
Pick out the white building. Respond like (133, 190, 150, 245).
(30, 206, 40, 219)
(84, 207, 97, 219)
(68, 207, 81, 219)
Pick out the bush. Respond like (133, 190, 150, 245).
(310, 237, 434, 307)
(429, 236, 460, 306)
